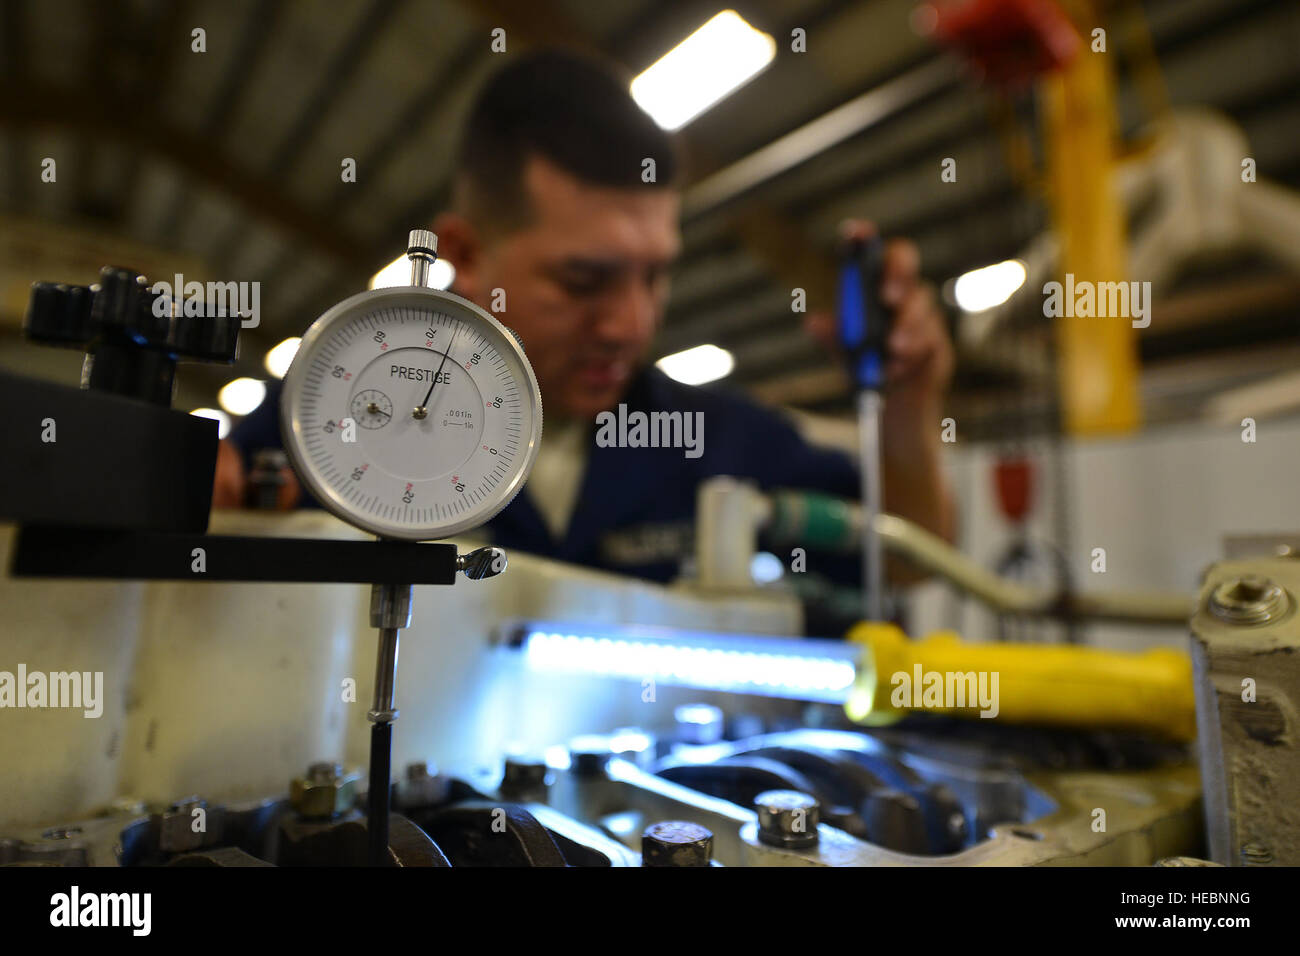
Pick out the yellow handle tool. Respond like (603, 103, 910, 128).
(844, 623, 1197, 741)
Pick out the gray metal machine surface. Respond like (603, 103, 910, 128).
(1192, 555, 1300, 866)
(0, 720, 1201, 867)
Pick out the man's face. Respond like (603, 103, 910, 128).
(466, 156, 681, 421)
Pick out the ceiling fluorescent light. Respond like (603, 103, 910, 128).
(631, 10, 776, 131)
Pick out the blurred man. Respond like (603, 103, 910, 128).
(219, 49, 955, 588)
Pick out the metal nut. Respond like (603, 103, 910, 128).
(568, 735, 612, 777)
(500, 755, 549, 797)
(608, 727, 656, 768)
(755, 790, 820, 848)
(642, 821, 713, 867)
(290, 763, 360, 819)
(394, 760, 450, 809)
(157, 796, 215, 853)
(674, 703, 724, 745)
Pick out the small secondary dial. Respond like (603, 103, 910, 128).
(351, 388, 394, 429)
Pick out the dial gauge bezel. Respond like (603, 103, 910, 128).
(280, 285, 542, 541)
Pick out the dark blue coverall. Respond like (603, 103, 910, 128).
(231, 366, 861, 586)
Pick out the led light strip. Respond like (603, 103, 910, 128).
(518, 625, 859, 704)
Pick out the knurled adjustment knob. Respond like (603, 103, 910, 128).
(92, 267, 170, 347)
(24, 282, 95, 347)
(23, 264, 243, 407)
(173, 308, 241, 362)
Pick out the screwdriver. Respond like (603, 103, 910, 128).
(837, 230, 892, 622)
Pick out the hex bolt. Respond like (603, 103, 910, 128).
(291, 762, 360, 819)
(308, 762, 343, 784)
(568, 735, 612, 777)
(642, 821, 714, 867)
(755, 790, 820, 849)
(394, 760, 449, 810)
(157, 796, 209, 854)
(674, 703, 725, 745)
(1209, 575, 1291, 625)
(501, 755, 549, 796)
(387, 759, 449, 811)
(608, 727, 656, 768)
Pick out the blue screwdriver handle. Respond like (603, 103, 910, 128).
(837, 235, 891, 392)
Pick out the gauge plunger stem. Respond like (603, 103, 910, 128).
(367, 580, 411, 866)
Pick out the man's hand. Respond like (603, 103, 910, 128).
(212, 439, 246, 508)
(806, 220, 958, 565)
(803, 220, 953, 403)
(212, 440, 303, 511)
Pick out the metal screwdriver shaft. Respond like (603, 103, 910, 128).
(858, 389, 885, 622)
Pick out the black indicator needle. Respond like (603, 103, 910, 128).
(414, 326, 456, 419)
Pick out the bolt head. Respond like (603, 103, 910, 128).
(674, 703, 724, 745)
(1209, 575, 1291, 625)
(307, 762, 343, 784)
(642, 821, 713, 867)
(755, 790, 820, 848)
(291, 766, 359, 819)
(568, 735, 612, 777)
(394, 762, 449, 809)
(156, 796, 211, 853)
(501, 755, 549, 794)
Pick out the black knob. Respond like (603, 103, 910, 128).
(25, 282, 95, 347)
(23, 265, 241, 407)
(174, 309, 241, 363)
(92, 267, 170, 348)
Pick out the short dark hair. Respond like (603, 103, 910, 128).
(452, 48, 679, 237)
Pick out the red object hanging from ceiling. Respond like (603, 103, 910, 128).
(914, 0, 1082, 89)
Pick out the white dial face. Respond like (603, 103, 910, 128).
(281, 287, 541, 540)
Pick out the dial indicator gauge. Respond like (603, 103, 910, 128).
(280, 286, 542, 540)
